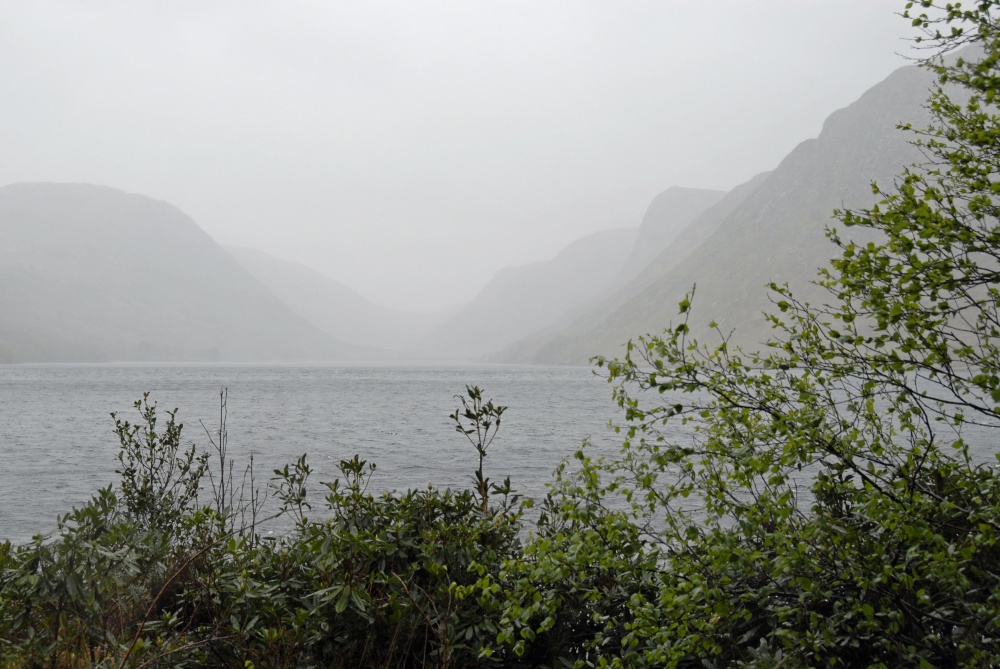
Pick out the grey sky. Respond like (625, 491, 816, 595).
(1, 1, 918, 311)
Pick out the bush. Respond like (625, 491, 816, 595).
(0, 387, 525, 669)
(0, 395, 221, 668)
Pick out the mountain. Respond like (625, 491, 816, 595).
(495, 171, 770, 363)
(416, 184, 729, 360)
(611, 186, 725, 289)
(497, 60, 940, 365)
(0, 183, 358, 363)
(618, 172, 772, 300)
(226, 245, 456, 352)
(416, 227, 639, 359)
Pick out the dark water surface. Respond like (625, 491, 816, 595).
(0, 364, 622, 544)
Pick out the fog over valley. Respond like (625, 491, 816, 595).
(0, 1, 924, 363)
(0, 0, 909, 312)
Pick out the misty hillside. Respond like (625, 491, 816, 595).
(496, 171, 770, 363)
(497, 60, 938, 364)
(226, 245, 456, 352)
(416, 227, 639, 359)
(481, 186, 734, 360)
(620, 172, 772, 300)
(0, 183, 358, 363)
(611, 186, 725, 290)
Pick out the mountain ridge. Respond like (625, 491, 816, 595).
(611, 186, 726, 290)
(494, 60, 939, 365)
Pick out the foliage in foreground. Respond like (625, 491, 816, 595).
(0, 388, 524, 669)
(7, 2, 1000, 667)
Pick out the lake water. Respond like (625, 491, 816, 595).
(0, 364, 624, 544)
(4, 364, 998, 546)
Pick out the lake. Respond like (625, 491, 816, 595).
(4, 363, 997, 546)
(0, 363, 624, 544)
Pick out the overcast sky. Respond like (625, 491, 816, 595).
(1, 1, 920, 312)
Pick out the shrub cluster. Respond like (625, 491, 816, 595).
(0, 389, 526, 669)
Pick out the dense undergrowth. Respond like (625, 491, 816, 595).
(7, 2, 1000, 667)
(0, 388, 531, 669)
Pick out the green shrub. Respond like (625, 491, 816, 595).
(0, 387, 525, 669)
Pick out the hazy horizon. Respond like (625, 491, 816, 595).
(1, 1, 918, 312)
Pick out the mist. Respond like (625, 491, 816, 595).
(0, 1, 916, 312)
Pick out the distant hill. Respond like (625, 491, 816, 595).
(417, 184, 729, 360)
(226, 245, 456, 352)
(617, 172, 772, 301)
(0, 183, 358, 362)
(611, 186, 725, 290)
(495, 171, 770, 363)
(416, 227, 639, 359)
(497, 60, 939, 364)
